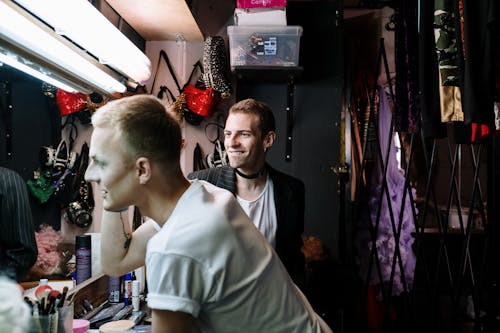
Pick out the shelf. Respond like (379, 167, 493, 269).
(412, 227, 485, 236)
(233, 66, 303, 83)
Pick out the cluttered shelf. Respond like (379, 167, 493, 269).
(21, 273, 151, 332)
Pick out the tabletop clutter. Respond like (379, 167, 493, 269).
(24, 275, 150, 333)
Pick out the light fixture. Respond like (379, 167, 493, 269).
(0, 53, 80, 93)
(14, 0, 152, 84)
(0, 0, 152, 95)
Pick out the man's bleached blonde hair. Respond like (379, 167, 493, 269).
(92, 94, 182, 168)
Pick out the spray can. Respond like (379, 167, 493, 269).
(75, 235, 91, 285)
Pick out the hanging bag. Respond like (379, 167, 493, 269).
(204, 122, 228, 168)
(149, 50, 190, 120)
(150, 50, 218, 125)
(26, 170, 55, 204)
(157, 85, 184, 122)
(64, 142, 94, 228)
(49, 119, 79, 205)
(202, 36, 232, 99)
(28, 138, 77, 204)
(193, 143, 206, 171)
(182, 61, 218, 119)
(56, 89, 87, 117)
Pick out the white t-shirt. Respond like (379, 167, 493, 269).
(145, 180, 328, 333)
(236, 175, 277, 248)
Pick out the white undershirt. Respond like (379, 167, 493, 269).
(236, 175, 277, 248)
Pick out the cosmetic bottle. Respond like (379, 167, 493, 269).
(75, 235, 91, 285)
(132, 280, 140, 312)
(123, 272, 132, 305)
(108, 275, 121, 303)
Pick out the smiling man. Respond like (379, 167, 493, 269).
(85, 95, 331, 333)
(188, 98, 306, 287)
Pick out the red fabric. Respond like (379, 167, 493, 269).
(471, 123, 490, 142)
(459, 0, 465, 58)
(236, 0, 286, 8)
(56, 89, 87, 116)
(183, 84, 217, 118)
(365, 286, 397, 333)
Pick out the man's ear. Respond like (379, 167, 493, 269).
(264, 131, 276, 151)
(136, 157, 152, 184)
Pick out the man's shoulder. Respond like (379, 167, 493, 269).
(268, 166, 304, 188)
(195, 179, 234, 198)
(177, 180, 238, 218)
(187, 166, 236, 194)
(187, 165, 230, 179)
(0, 167, 26, 190)
(0, 167, 22, 179)
(171, 180, 247, 235)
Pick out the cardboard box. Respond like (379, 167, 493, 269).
(234, 7, 287, 26)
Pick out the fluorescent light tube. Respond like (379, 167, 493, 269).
(0, 53, 81, 93)
(15, 0, 152, 83)
(0, 0, 127, 95)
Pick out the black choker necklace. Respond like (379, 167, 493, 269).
(235, 167, 266, 179)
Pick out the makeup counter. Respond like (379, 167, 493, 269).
(21, 270, 151, 333)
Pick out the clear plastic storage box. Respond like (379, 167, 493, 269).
(227, 25, 303, 70)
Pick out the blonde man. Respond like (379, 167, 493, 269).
(85, 95, 331, 333)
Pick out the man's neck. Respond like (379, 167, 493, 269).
(235, 166, 267, 200)
(142, 176, 191, 226)
(234, 167, 265, 179)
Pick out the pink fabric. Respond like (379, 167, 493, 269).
(32, 225, 63, 275)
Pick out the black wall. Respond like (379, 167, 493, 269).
(235, 1, 344, 259)
(0, 65, 61, 230)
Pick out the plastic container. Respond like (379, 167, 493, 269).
(27, 306, 73, 333)
(227, 25, 302, 70)
(73, 319, 90, 333)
